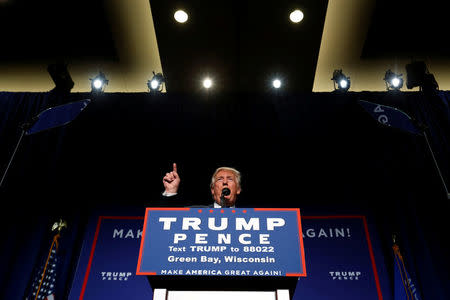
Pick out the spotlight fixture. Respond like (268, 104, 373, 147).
(331, 69, 350, 92)
(383, 69, 403, 91)
(90, 72, 109, 93)
(405, 61, 438, 92)
(203, 77, 212, 89)
(47, 62, 74, 94)
(147, 71, 165, 92)
(174, 10, 188, 23)
(272, 79, 282, 89)
(289, 9, 304, 23)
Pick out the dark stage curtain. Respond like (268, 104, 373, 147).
(0, 90, 449, 299)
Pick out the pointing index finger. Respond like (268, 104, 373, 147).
(173, 163, 178, 174)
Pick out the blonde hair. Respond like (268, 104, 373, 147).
(210, 167, 241, 189)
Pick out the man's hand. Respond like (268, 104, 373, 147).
(163, 163, 180, 194)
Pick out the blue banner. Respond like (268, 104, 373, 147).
(69, 216, 152, 300)
(137, 208, 305, 277)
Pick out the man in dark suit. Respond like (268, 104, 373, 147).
(162, 163, 241, 207)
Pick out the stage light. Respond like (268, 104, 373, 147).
(47, 62, 74, 94)
(93, 79, 103, 89)
(392, 77, 401, 87)
(331, 69, 350, 92)
(90, 72, 109, 93)
(405, 61, 438, 92)
(203, 78, 212, 89)
(383, 69, 403, 91)
(147, 72, 165, 92)
(289, 9, 304, 23)
(174, 10, 188, 23)
(272, 79, 282, 89)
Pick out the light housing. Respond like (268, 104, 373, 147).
(405, 61, 438, 92)
(331, 69, 350, 92)
(90, 72, 109, 93)
(47, 62, 74, 94)
(147, 72, 165, 92)
(383, 69, 403, 91)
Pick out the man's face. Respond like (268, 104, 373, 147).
(211, 170, 241, 207)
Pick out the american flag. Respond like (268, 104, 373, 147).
(25, 220, 66, 300)
(393, 242, 422, 300)
(26, 247, 58, 300)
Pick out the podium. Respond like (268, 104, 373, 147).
(137, 207, 306, 300)
(147, 275, 298, 300)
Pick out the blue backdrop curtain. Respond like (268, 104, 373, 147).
(0, 90, 448, 299)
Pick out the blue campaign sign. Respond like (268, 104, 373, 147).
(295, 216, 385, 300)
(69, 216, 152, 300)
(136, 208, 306, 277)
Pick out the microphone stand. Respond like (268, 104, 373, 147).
(220, 195, 226, 208)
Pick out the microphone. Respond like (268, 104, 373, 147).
(221, 188, 231, 196)
(220, 188, 231, 207)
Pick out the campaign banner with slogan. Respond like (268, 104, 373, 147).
(294, 216, 385, 300)
(136, 208, 306, 277)
(69, 215, 153, 300)
(68, 208, 392, 300)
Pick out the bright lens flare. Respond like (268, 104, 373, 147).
(272, 79, 281, 88)
(203, 78, 212, 89)
(93, 79, 103, 89)
(289, 10, 304, 23)
(339, 79, 348, 89)
(150, 79, 159, 90)
(174, 10, 188, 23)
(391, 77, 400, 87)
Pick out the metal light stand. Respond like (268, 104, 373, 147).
(0, 99, 91, 190)
(0, 122, 34, 188)
(422, 131, 450, 199)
